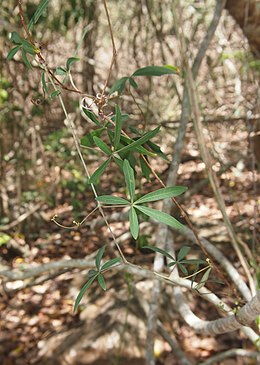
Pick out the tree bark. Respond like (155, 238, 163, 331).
(225, 0, 260, 58)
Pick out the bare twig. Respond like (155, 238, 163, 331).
(200, 348, 260, 365)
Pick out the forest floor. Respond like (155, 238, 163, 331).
(0, 117, 259, 365)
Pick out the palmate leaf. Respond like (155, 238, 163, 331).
(95, 246, 106, 270)
(134, 205, 185, 231)
(134, 186, 187, 204)
(73, 274, 97, 312)
(123, 160, 135, 202)
(96, 195, 130, 205)
(132, 65, 179, 77)
(101, 257, 122, 271)
(88, 158, 110, 184)
(129, 207, 139, 239)
(28, 0, 49, 31)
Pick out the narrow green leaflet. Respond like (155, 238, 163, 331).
(41, 71, 49, 94)
(135, 186, 187, 204)
(81, 128, 105, 148)
(178, 263, 188, 276)
(134, 205, 185, 231)
(7, 46, 20, 60)
(129, 207, 139, 239)
(123, 160, 135, 202)
(129, 77, 138, 89)
(141, 245, 175, 260)
(82, 109, 102, 126)
(66, 57, 80, 70)
(28, 0, 49, 31)
(96, 195, 130, 205)
(119, 135, 156, 157)
(73, 274, 97, 312)
(55, 67, 67, 76)
(21, 40, 35, 55)
(98, 273, 106, 290)
(101, 257, 122, 271)
(88, 158, 110, 184)
(114, 105, 122, 150)
(117, 126, 160, 154)
(132, 65, 179, 77)
(196, 268, 212, 290)
(21, 48, 32, 69)
(109, 77, 129, 95)
(177, 246, 191, 261)
(10, 32, 23, 44)
(93, 136, 111, 155)
(111, 114, 129, 123)
(88, 269, 98, 278)
(50, 90, 61, 99)
(95, 246, 106, 270)
(140, 157, 151, 181)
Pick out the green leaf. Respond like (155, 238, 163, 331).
(177, 246, 191, 261)
(50, 90, 61, 99)
(117, 126, 160, 154)
(98, 273, 106, 290)
(129, 77, 138, 89)
(123, 160, 135, 202)
(55, 66, 67, 76)
(82, 109, 102, 126)
(135, 186, 187, 204)
(119, 135, 157, 157)
(21, 48, 32, 69)
(111, 114, 129, 123)
(96, 195, 130, 205)
(10, 32, 23, 45)
(114, 105, 122, 150)
(132, 65, 179, 77)
(140, 157, 151, 180)
(7, 46, 20, 60)
(134, 205, 185, 231)
(73, 275, 97, 312)
(88, 269, 98, 278)
(88, 158, 110, 184)
(146, 140, 168, 160)
(196, 268, 212, 290)
(81, 128, 105, 148)
(21, 40, 36, 55)
(41, 71, 49, 94)
(113, 156, 124, 169)
(95, 246, 106, 270)
(109, 77, 129, 95)
(93, 136, 111, 155)
(28, 0, 49, 31)
(180, 259, 205, 265)
(129, 207, 139, 239)
(141, 245, 175, 260)
(66, 57, 80, 70)
(101, 257, 122, 271)
(178, 263, 189, 276)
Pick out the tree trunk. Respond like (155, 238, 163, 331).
(225, 0, 260, 58)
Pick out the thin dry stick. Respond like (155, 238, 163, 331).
(101, 0, 117, 98)
(173, 1, 255, 296)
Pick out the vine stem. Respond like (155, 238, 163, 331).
(46, 68, 127, 263)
